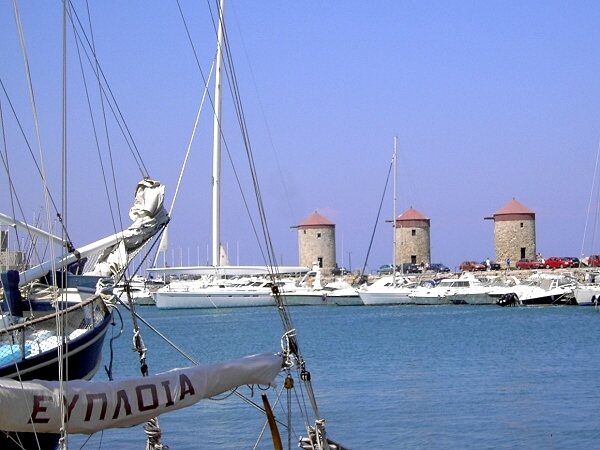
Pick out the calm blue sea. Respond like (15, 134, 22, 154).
(70, 305, 600, 449)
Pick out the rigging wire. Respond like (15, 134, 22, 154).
(152, 60, 216, 268)
(1, 0, 154, 274)
(7, 4, 62, 449)
(352, 155, 394, 285)
(67, 0, 149, 179)
(58, 2, 70, 446)
(580, 136, 600, 258)
(9, 1, 344, 448)
(69, 0, 122, 237)
(162, 2, 329, 445)
(208, 3, 335, 444)
(230, 5, 297, 223)
(0, 77, 76, 263)
(216, 2, 276, 268)
(12, 0, 63, 275)
(357, 153, 394, 281)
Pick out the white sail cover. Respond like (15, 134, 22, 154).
(86, 178, 169, 277)
(0, 352, 282, 434)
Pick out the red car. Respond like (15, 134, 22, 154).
(543, 257, 572, 269)
(515, 259, 544, 270)
(588, 255, 600, 267)
(459, 261, 486, 272)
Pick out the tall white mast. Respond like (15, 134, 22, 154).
(211, 0, 225, 266)
(392, 136, 398, 283)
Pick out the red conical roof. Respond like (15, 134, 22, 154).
(296, 211, 334, 227)
(494, 198, 535, 216)
(396, 207, 428, 221)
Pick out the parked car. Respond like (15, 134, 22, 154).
(588, 255, 600, 267)
(481, 260, 501, 270)
(563, 257, 580, 268)
(331, 266, 350, 276)
(515, 259, 544, 270)
(377, 264, 393, 275)
(428, 263, 451, 273)
(400, 263, 421, 274)
(459, 261, 486, 272)
(543, 257, 572, 269)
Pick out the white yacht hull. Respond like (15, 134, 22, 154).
(573, 286, 600, 306)
(406, 293, 450, 305)
(358, 291, 413, 305)
(446, 292, 495, 305)
(491, 283, 576, 306)
(328, 290, 363, 306)
(281, 292, 331, 306)
(154, 290, 274, 309)
(116, 288, 155, 306)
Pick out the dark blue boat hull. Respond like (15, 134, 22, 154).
(0, 302, 113, 450)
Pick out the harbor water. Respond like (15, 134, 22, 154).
(71, 305, 600, 449)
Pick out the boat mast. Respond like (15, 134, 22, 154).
(392, 136, 398, 284)
(211, 0, 225, 267)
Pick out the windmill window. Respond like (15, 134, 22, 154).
(520, 222, 524, 228)
(411, 229, 416, 236)
(317, 232, 322, 239)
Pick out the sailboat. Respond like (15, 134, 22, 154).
(151, 0, 308, 309)
(150, 1, 346, 446)
(0, 179, 170, 449)
(0, 178, 285, 448)
(358, 137, 421, 305)
(0, 2, 272, 448)
(1, 2, 346, 449)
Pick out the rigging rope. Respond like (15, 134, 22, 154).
(67, 0, 149, 179)
(69, 0, 123, 237)
(126, 287, 169, 449)
(221, 18, 337, 423)
(152, 61, 216, 268)
(581, 136, 600, 258)
(358, 155, 394, 281)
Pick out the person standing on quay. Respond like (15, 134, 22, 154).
(506, 257, 511, 271)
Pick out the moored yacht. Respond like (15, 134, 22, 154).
(278, 265, 363, 306)
(573, 285, 600, 306)
(572, 272, 600, 306)
(490, 273, 577, 306)
(279, 265, 332, 306)
(358, 275, 418, 305)
(154, 276, 277, 309)
(407, 278, 454, 305)
(326, 282, 363, 306)
(150, 266, 308, 309)
(114, 276, 164, 306)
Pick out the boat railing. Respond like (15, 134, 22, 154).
(0, 296, 109, 367)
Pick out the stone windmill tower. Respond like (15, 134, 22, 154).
(487, 198, 536, 264)
(395, 207, 431, 266)
(293, 211, 336, 270)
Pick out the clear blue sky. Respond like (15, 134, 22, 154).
(2, 1, 600, 273)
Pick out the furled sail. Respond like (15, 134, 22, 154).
(86, 178, 169, 277)
(7, 178, 169, 287)
(0, 352, 282, 434)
